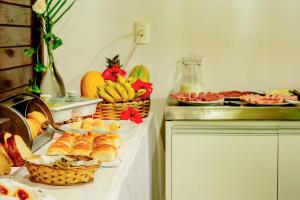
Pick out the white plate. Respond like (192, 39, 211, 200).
(0, 178, 55, 200)
(285, 99, 300, 105)
(177, 98, 224, 106)
(245, 101, 290, 106)
(60, 120, 135, 134)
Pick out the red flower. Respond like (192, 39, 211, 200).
(102, 64, 126, 82)
(132, 79, 153, 99)
(120, 107, 143, 124)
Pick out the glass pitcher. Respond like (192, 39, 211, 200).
(172, 54, 204, 93)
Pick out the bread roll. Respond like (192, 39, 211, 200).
(92, 137, 107, 148)
(81, 123, 93, 130)
(91, 144, 117, 162)
(82, 118, 95, 125)
(26, 118, 41, 139)
(108, 122, 120, 131)
(70, 143, 92, 156)
(81, 118, 94, 130)
(27, 111, 47, 124)
(82, 132, 98, 138)
(74, 138, 90, 146)
(62, 132, 79, 138)
(57, 134, 77, 145)
(93, 119, 105, 128)
(54, 139, 73, 149)
(93, 133, 122, 148)
(47, 143, 71, 155)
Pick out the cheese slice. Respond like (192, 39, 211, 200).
(0, 144, 13, 166)
(0, 153, 11, 176)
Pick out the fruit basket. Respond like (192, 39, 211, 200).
(93, 99, 150, 120)
(81, 55, 153, 120)
(25, 155, 101, 185)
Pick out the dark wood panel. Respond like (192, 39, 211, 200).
(0, 3, 32, 26)
(0, 47, 33, 69)
(0, 65, 32, 92)
(0, 26, 31, 47)
(0, 85, 28, 99)
(0, 0, 31, 6)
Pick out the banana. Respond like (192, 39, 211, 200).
(120, 82, 135, 100)
(105, 85, 122, 101)
(106, 80, 115, 88)
(114, 82, 128, 101)
(135, 89, 146, 98)
(117, 75, 126, 84)
(97, 87, 115, 102)
(127, 76, 134, 84)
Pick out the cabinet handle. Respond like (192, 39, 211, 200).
(173, 128, 277, 135)
(278, 129, 300, 134)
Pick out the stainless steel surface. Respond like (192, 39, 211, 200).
(0, 93, 55, 150)
(0, 105, 32, 147)
(0, 118, 10, 137)
(41, 121, 65, 134)
(25, 96, 54, 123)
(165, 103, 300, 121)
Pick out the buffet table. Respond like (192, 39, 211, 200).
(11, 113, 157, 200)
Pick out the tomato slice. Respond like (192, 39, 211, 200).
(16, 189, 30, 200)
(0, 185, 8, 195)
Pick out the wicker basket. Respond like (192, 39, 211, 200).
(92, 99, 150, 120)
(25, 156, 101, 186)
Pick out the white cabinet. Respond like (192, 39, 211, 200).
(278, 129, 300, 200)
(166, 121, 296, 200)
(171, 133, 277, 200)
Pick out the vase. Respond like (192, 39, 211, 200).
(40, 59, 66, 97)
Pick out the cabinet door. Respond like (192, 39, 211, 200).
(171, 131, 277, 200)
(278, 130, 300, 200)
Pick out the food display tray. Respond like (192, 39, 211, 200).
(166, 98, 300, 120)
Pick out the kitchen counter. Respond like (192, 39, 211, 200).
(165, 99, 300, 120)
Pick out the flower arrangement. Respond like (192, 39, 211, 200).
(80, 55, 153, 121)
(95, 55, 153, 102)
(25, 0, 76, 94)
(121, 107, 143, 124)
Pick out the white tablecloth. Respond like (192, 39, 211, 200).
(11, 113, 158, 200)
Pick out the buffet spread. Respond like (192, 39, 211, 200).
(0, 54, 155, 200)
(0, 110, 154, 200)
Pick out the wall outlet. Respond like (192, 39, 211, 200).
(134, 22, 150, 44)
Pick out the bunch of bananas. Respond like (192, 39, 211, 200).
(97, 76, 146, 103)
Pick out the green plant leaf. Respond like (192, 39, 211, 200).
(43, 32, 53, 42)
(52, 36, 63, 49)
(48, 0, 63, 17)
(34, 63, 48, 72)
(54, 0, 76, 24)
(46, 0, 54, 14)
(27, 84, 41, 94)
(24, 48, 35, 57)
(50, 0, 67, 20)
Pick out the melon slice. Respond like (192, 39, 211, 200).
(7, 135, 32, 167)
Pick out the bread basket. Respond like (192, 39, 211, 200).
(25, 155, 100, 185)
(92, 99, 150, 120)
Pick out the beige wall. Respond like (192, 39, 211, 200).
(55, 0, 300, 96)
(54, 0, 300, 135)
(53, 1, 300, 199)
